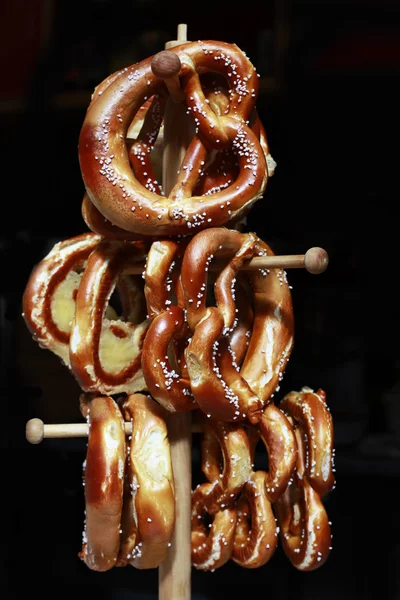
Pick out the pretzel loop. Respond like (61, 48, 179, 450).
(274, 388, 335, 571)
(117, 394, 175, 569)
(79, 395, 126, 572)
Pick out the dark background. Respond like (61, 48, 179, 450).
(2, 0, 400, 598)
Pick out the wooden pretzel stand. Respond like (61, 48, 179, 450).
(25, 23, 329, 600)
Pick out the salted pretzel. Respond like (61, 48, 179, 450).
(257, 403, 298, 502)
(273, 387, 335, 571)
(182, 227, 294, 423)
(279, 387, 335, 497)
(79, 40, 271, 236)
(191, 482, 237, 571)
(69, 238, 149, 395)
(22, 233, 101, 366)
(117, 394, 175, 569)
(199, 417, 253, 514)
(78, 394, 126, 571)
(232, 470, 279, 568)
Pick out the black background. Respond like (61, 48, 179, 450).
(2, 1, 400, 598)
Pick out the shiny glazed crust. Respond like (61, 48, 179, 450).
(79, 395, 126, 571)
(117, 394, 175, 569)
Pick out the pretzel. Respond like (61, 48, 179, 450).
(191, 482, 237, 571)
(232, 470, 278, 568)
(274, 388, 334, 571)
(141, 238, 197, 412)
(257, 403, 298, 502)
(22, 233, 102, 366)
(117, 394, 175, 569)
(199, 418, 253, 514)
(69, 238, 149, 395)
(79, 40, 269, 236)
(78, 395, 126, 571)
(182, 228, 294, 423)
(279, 387, 335, 497)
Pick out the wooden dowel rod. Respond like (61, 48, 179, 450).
(25, 417, 202, 445)
(158, 24, 192, 600)
(124, 247, 329, 276)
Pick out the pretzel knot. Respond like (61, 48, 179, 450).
(79, 40, 271, 237)
(274, 387, 335, 571)
(181, 227, 294, 423)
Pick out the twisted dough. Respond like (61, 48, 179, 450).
(141, 238, 196, 412)
(117, 394, 175, 569)
(182, 228, 294, 423)
(191, 482, 237, 571)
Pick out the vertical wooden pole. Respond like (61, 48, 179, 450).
(158, 24, 192, 600)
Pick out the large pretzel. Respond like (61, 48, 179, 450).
(78, 395, 126, 572)
(69, 239, 149, 395)
(117, 394, 175, 569)
(79, 41, 270, 236)
(182, 227, 294, 423)
(274, 388, 335, 571)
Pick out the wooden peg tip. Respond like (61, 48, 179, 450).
(304, 247, 329, 274)
(26, 418, 44, 444)
(151, 50, 181, 79)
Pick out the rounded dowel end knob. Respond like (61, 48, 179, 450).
(151, 50, 181, 79)
(26, 418, 44, 444)
(304, 247, 329, 274)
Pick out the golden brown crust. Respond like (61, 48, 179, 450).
(117, 394, 175, 569)
(79, 395, 126, 572)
